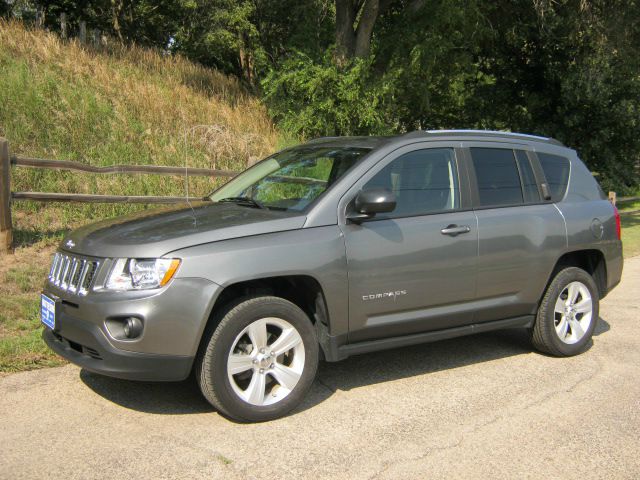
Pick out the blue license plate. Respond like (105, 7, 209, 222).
(41, 294, 56, 329)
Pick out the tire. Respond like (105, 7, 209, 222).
(195, 296, 319, 422)
(531, 267, 599, 356)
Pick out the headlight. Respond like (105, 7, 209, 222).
(105, 258, 181, 291)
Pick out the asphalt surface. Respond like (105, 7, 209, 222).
(1, 257, 639, 480)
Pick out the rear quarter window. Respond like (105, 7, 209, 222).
(538, 153, 570, 202)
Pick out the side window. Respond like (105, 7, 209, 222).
(515, 150, 541, 203)
(363, 148, 460, 218)
(538, 153, 570, 202)
(470, 148, 523, 207)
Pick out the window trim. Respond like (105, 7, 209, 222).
(338, 142, 472, 224)
(514, 149, 542, 204)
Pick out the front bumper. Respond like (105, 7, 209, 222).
(43, 322, 193, 381)
(42, 276, 221, 381)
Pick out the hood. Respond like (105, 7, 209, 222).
(60, 201, 306, 258)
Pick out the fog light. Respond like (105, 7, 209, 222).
(123, 317, 143, 339)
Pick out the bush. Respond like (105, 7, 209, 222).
(262, 52, 394, 138)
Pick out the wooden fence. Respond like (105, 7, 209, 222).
(1, 137, 640, 254)
(0, 137, 238, 253)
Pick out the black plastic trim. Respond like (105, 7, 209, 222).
(321, 315, 534, 361)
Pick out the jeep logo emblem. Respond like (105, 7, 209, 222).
(65, 239, 75, 249)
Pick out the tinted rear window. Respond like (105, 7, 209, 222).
(471, 148, 523, 207)
(538, 153, 570, 202)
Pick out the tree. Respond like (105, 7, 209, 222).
(334, 0, 430, 63)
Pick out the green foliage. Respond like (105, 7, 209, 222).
(262, 52, 392, 137)
(264, 0, 639, 192)
(472, 0, 640, 193)
(4, 0, 640, 191)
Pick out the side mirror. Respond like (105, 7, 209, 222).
(347, 188, 396, 223)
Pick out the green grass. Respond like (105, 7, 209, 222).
(621, 212, 640, 258)
(0, 20, 285, 243)
(618, 196, 640, 258)
(0, 242, 66, 373)
(0, 20, 288, 374)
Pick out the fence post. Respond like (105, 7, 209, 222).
(608, 191, 617, 206)
(92, 29, 101, 47)
(79, 21, 87, 44)
(60, 13, 67, 39)
(0, 139, 13, 254)
(35, 7, 45, 28)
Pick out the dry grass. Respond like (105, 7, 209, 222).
(0, 19, 278, 163)
(0, 20, 286, 238)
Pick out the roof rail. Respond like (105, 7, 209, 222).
(305, 136, 340, 144)
(404, 129, 564, 146)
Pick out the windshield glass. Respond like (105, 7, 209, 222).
(210, 147, 370, 211)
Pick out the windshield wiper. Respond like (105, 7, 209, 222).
(217, 197, 265, 209)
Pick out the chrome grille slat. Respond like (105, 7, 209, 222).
(49, 254, 59, 279)
(48, 252, 100, 296)
(68, 259, 81, 292)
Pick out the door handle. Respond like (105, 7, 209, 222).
(440, 224, 471, 236)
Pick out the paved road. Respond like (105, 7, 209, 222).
(2, 258, 639, 480)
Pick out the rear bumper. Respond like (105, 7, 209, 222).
(43, 317, 194, 381)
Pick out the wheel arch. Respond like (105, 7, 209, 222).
(196, 274, 331, 358)
(546, 249, 608, 299)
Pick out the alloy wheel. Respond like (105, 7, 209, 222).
(227, 317, 305, 406)
(553, 281, 593, 345)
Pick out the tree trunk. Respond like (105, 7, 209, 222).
(354, 0, 380, 58)
(335, 0, 356, 64)
(335, 0, 390, 63)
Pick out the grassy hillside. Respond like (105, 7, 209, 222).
(0, 20, 284, 373)
(0, 19, 282, 243)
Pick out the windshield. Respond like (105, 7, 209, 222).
(210, 147, 370, 211)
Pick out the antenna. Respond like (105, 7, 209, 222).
(183, 125, 214, 227)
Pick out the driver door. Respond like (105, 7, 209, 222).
(339, 144, 478, 343)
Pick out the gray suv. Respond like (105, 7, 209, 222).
(41, 130, 623, 422)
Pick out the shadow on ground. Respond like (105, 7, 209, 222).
(80, 318, 611, 417)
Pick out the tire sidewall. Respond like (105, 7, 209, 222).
(207, 297, 318, 422)
(542, 268, 599, 356)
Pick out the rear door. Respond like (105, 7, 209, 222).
(464, 143, 566, 323)
(339, 143, 478, 343)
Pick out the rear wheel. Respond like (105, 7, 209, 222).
(196, 296, 318, 422)
(532, 267, 599, 356)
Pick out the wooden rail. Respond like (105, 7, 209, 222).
(11, 192, 206, 204)
(0, 137, 238, 253)
(11, 156, 237, 178)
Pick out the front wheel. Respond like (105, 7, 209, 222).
(196, 296, 319, 422)
(532, 267, 599, 357)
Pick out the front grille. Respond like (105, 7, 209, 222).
(48, 252, 100, 295)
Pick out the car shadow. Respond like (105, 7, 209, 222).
(79, 317, 611, 418)
(80, 370, 215, 415)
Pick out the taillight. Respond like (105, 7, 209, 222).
(614, 206, 622, 240)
